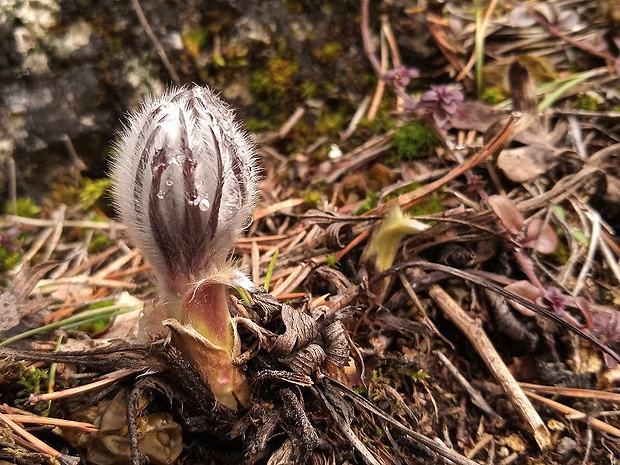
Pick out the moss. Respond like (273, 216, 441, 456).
(76, 299, 116, 335)
(0, 247, 21, 272)
(281, 0, 304, 14)
(19, 366, 48, 396)
(182, 28, 208, 59)
(354, 190, 378, 215)
(407, 194, 445, 217)
(383, 183, 445, 218)
(250, 58, 298, 105)
(51, 177, 110, 211)
(316, 110, 345, 137)
(300, 80, 317, 99)
(303, 190, 322, 207)
(384, 183, 420, 203)
(408, 368, 430, 383)
(390, 122, 439, 163)
(314, 42, 342, 63)
(244, 117, 273, 133)
(4, 198, 41, 217)
(481, 86, 508, 105)
(574, 93, 599, 111)
(88, 234, 114, 253)
(80, 179, 110, 210)
(353, 385, 368, 395)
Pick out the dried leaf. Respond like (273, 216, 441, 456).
(11, 261, 60, 302)
(270, 304, 319, 357)
(325, 222, 352, 249)
(283, 343, 326, 375)
(487, 195, 524, 235)
(299, 209, 360, 226)
(322, 321, 350, 368)
(312, 267, 354, 295)
(508, 5, 537, 27)
(0, 293, 20, 332)
(68, 391, 183, 465)
(0, 261, 59, 332)
(505, 281, 543, 317)
(496, 145, 556, 183)
(251, 289, 282, 322)
(508, 61, 538, 117)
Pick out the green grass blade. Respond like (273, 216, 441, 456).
(538, 73, 590, 111)
(475, 9, 484, 96)
(264, 249, 279, 292)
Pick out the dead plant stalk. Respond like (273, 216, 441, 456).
(428, 284, 552, 449)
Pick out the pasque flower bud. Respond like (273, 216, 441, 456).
(111, 86, 259, 409)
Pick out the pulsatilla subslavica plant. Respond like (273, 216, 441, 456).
(111, 86, 259, 410)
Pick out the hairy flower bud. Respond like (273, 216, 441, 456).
(111, 86, 259, 410)
(111, 85, 259, 298)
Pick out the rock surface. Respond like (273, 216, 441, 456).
(0, 0, 390, 200)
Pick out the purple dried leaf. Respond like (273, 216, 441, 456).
(508, 5, 537, 28)
(592, 310, 620, 344)
(417, 84, 464, 132)
(556, 10, 582, 31)
(382, 65, 420, 89)
(540, 286, 570, 316)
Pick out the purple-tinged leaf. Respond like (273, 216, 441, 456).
(522, 218, 558, 254)
(487, 195, 524, 235)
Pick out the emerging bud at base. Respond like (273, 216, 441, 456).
(165, 318, 250, 410)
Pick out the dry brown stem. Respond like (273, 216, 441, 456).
(428, 284, 552, 449)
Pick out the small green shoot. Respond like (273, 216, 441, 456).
(264, 250, 280, 292)
(0, 303, 142, 347)
(325, 254, 339, 268)
(362, 207, 429, 273)
(43, 334, 65, 414)
(571, 228, 590, 246)
(47, 335, 64, 395)
(237, 287, 251, 305)
(551, 205, 566, 221)
(409, 369, 430, 383)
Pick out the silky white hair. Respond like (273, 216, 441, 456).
(111, 85, 259, 296)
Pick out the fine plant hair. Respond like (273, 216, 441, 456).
(110, 85, 260, 299)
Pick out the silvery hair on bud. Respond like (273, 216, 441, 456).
(111, 86, 259, 295)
